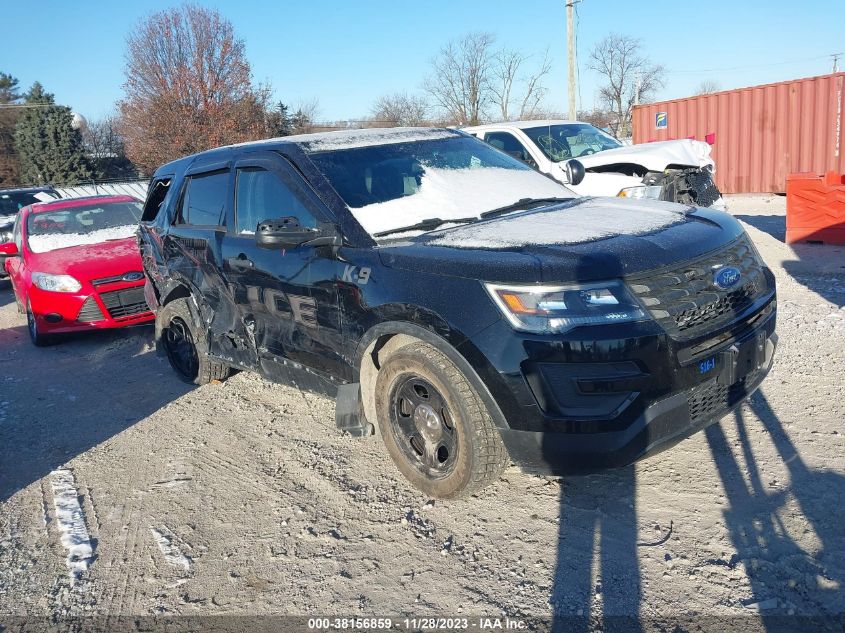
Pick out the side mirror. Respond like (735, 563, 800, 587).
(564, 159, 585, 186)
(255, 217, 340, 249)
(0, 242, 18, 256)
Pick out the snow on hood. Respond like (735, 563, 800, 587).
(430, 197, 687, 249)
(351, 166, 571, 236)
(575, 139, 714, 172)
(28, 225, 137, 253)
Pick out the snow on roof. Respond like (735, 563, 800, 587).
(351, 165, 571, 237)
(462, 120, 583, 131)
(430, 198, 686, 249)
(222, 127, 462, 153)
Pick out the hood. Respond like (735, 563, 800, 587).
(575, 139, 714, 172)
(28, 237, 143, 282)
(379, 198, 744, 283)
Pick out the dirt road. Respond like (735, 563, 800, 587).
(0, 196, 843, 629)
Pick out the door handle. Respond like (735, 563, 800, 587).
(227, 255, 254, 270)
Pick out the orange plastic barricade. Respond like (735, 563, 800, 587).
(786, 172, 845, 245)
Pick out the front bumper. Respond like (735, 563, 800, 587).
(29, 281, 154, 334)
(465, 289, 777, 476)
(500, 331, 775, 475)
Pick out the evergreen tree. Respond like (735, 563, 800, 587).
(13, 82, 92, 185)
(0, 72, 22, 185)
(266, 101, 293, 137)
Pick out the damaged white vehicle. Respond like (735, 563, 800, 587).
(464, 120, 725, 210)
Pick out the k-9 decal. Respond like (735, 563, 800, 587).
(342, 265, 371, 285)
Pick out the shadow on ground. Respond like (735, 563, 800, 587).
(706, 389, 845, 625)
(0, 296, 192, 502)
(735, 215, 787, 242)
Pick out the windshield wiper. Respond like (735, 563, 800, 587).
(479, 197, 571, 219)
(373, 217, 478, 238)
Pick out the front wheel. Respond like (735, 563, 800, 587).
(156, 298, 230, 385)
(27, 302, 55, 347)
(374, 342, 508, 499)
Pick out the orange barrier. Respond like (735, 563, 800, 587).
(785, 172, 845, 245)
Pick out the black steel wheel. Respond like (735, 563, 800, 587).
(389, 376, 459, 479)
(163, 316, 199, 380)
(26, 301, 54, 347)
(155, 298, 230, 385)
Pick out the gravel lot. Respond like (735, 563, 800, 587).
(0, 195, 843, 628)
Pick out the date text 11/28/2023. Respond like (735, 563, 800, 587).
(307, 617, 528, 630)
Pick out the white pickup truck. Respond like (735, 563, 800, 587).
(463, 120, 725, 210)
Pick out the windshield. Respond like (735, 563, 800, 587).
(307, 135, 573, 236)
(523, 124, 622, 162)
(26, 201, 141, 253)
(0, 190, 59, 223)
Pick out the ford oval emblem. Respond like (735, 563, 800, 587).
(122, 271, 144, 282)
(713, 266, 741, 290)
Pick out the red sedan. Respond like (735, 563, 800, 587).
(0, 195, 154, 346)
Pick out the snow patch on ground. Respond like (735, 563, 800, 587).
(431, 197, 686, 249)
(351, 166, 570, 236)
(28, 225, 136, 253)
(150, 527, 192, 572)
(49, 469, 93, 581)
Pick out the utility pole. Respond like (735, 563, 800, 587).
(833, 53, 841, 73)
(566, 1, 577, 121)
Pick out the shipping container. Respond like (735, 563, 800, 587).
(632, 72, 845, 194)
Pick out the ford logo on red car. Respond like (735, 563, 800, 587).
(713, 266, 741, 290)
(122, 271, 144, 282)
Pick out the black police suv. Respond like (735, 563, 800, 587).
(138, 128, 776, 499)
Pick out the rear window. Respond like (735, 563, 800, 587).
(0, 190, 59, 223)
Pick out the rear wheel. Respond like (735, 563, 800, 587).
(157, 298, 230, 385)
(374, 342, 508, 499)
(26, 301, 55, 347)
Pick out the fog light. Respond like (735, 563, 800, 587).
(44, 313, 63, 323)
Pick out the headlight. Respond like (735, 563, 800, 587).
(31, 272, 82, 293)
(618, 185, 662, 200)
(485, 281, 648, 333)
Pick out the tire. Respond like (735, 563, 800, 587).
(27, 302, 55, 347)
(156, 298, 230, 385)
(374, 342, 508, 499)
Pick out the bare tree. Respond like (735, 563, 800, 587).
(291, 97, 321, 134)
(588, 34, 665, 137)
(119, 4, 270, 172)
(81, 114, 137, 179)
(370, 92, 430, 126)
(490, 48, 552, 121)
(695, 79, 721, 95)
(424, 32, 495, 125)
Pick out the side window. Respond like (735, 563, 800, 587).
(141, 177, 172, 222)
(177, 170, 228, 227)
(235, 167, 316, 235)
(483, 132, 535, 166)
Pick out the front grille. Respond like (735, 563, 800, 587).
(629, 235, 768, 340)
(92, 271, 143, 286)
(688, 369, 762, 423)
(100, 286, 149, 319)
(77, 297, 105, 322)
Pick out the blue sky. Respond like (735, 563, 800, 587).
(3, 0, 843, 122)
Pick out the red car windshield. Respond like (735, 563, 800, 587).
(27, 201, 141, 254)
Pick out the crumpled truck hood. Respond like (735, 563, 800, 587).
(575, 139, 715, 172)
(378, 198, 743, 284)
